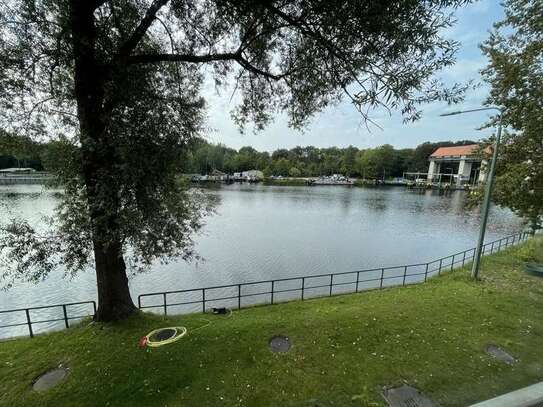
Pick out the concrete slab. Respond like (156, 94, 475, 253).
(485, 344, 517, 365)
(382, 384, 437, 407)
(469, 382, 543, 407)
(32, 367, 68, 391)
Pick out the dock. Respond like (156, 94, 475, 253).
(0, 172, 54, 185)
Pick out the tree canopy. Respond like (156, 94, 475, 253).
(0, 0, 471, 320)
(481, 0, 543, 231)
(182, 139, 477, 178)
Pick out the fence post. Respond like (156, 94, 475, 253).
(462, 251, 466, 267)
(402, 266, 407, 286)
(202, 289, 205, 313)
(438, 259, 443, 275)
(238, 284, 242, 310)
(163, 293, 167, 315)
(271, 281, 275, 305)
(329, 274, 333, 296)
(25, 309, 33, 338)
(424, 263, 429, 282)
(62, 304, 69, 329)
(490, 241, 495, 254)
(92, 301, 97, 317)
(137, 296, 141, 309)
(355, 271, 360, 292)
(450, 255, 455, 271)
(301, 277, 305, 300)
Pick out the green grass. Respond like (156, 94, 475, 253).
(1, 238, 542, 406)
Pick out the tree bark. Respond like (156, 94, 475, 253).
(94, 241, 137, 321)
(70, 0, 137, 321)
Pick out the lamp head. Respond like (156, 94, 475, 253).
(440, 106, 502, 117)
(439, 111, 463, 117)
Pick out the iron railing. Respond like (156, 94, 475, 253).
(0, 301, 96, 339)
(138, 231, 531, 316)
(0, 231, 532, 339)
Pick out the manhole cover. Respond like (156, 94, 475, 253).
(150, 328, 177, 342)
(32, 367, 68, 391)
(382, 385, 437, 407)
(269, 335, 291, 353)
(485, 344, 517, 364)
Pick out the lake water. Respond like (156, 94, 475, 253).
(0, 184, 524, 337)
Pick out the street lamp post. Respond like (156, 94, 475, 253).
(440, 107, 503, 279)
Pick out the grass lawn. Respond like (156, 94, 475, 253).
(1, 237, 542, 406)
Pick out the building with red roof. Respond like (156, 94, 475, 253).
(427, 144, 489, 186)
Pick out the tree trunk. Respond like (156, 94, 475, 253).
(70, 0, 137, 321)
(94, 240, 137, 321)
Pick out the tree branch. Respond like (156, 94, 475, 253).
(126, 50, 291, 81)
(116, 0, 170, 59)
(235, 53, 289, 80)
(126, 51, 240, 65)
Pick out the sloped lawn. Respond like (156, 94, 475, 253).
(1, 237, 542, 406)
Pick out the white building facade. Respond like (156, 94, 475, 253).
(427, 144, 489, 186)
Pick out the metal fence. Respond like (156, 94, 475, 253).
(138, 231, 531, 316)
(0, 301, 96, 339)
(0, 231, 532, 339)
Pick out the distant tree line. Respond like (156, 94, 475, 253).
(0, 131, 44, 170)
(1, 130, 476, 179)
(0, 131, 79, 173)
(181, 139, 476, 179)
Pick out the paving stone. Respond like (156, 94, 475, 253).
(32, 367, 68, 391)
(382, 384, 437, 407)
(485, 344, 517, 365)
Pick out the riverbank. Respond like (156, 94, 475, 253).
(1, 237, 542, 406)
(196, 176, 425, 188)
(262, 177, 311, 186)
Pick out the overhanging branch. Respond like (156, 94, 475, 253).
(126, 51, 240, 64)
(126, 50, 290, 81)
(116, 0, 170, 59)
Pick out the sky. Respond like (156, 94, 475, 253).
(202, 0, 504, 152)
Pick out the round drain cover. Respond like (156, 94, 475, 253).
(485, 344, 517, 364)
(269, 335, 291, 353)
(150, 328, 177, 342)
(33, 368, 68, 391)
